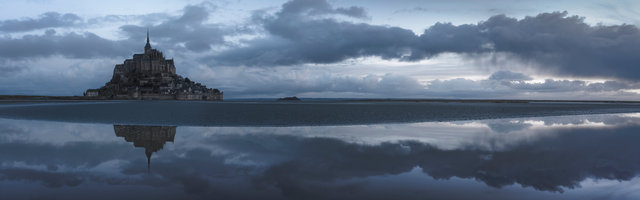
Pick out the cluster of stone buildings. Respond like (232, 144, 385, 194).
(84, 31, 223, 100)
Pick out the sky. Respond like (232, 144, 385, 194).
(1, 0, 640, 99)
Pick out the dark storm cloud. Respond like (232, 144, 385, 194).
(212, 0, 415, 66)
(119, 3, 233, 52)
(0, 3, 234, 61)
(475, 12, 640, 80)
(3, 0, 639, 83)
(0, 30, 135, 59)
(451, 12, 640, 81)
(214, 0, 640, 81)
(0, 12, 82, 32)
(0, 3, 233, 60)
(210, 0, 487, 66)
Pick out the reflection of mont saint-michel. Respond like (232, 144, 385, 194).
(84, 31, 223, 100)
(114, 125, 177, 169)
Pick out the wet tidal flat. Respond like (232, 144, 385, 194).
(1, 100, 640, 126)
(1, 101, 640, 199)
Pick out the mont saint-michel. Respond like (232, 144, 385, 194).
(84, 32, 223, 100)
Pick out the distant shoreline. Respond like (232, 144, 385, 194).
(1, 95, 639, 104)
(0, 95, 98, 101)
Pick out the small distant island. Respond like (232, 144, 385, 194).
(84, 31, 223, 101)
(277, 96, 301, 101)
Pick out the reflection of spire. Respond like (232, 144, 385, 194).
(114, 125, 176, 173)
(146, 149, 152, 173)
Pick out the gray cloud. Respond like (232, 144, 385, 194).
(3, 0, 639, 83)
(202, 68, 640, 99)
(212, 0, 414, 66)
(442, 11, 640, 81)
(0, 59, 26, 73)
(506, 79, 640, 93)
(2, 0, 640, 98)
(488, 70, 532, 81)
(586, 81, 638, 92)
(419, 70, 640, 99)
(279, 0, 369, 19)
(212, 0, 640, 82)
(476, 12, 640, 80)
(0, 30, 135, 59)
(0, 12, 82, 32)
(224, 73, 425, 97)
(393, 7, 430, 14)
(119, 3, 234, 52)
(0, 3, 233, 60)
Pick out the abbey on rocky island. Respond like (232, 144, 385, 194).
(84, 31, 223, 100)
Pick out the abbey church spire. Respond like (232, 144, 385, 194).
(144, 28, 151, 51)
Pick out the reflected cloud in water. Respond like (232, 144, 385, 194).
(1, 113, 640, 199)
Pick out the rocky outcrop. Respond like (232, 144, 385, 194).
(84, 31, 222, 100)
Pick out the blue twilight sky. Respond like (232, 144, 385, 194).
(1, 0, 640, 99)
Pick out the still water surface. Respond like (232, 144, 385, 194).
(2, 110, 640, 199)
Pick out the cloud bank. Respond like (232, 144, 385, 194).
(1, 0, 640, 98)
(214, 0, 640, 81)
(0, 12, 82, 32)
